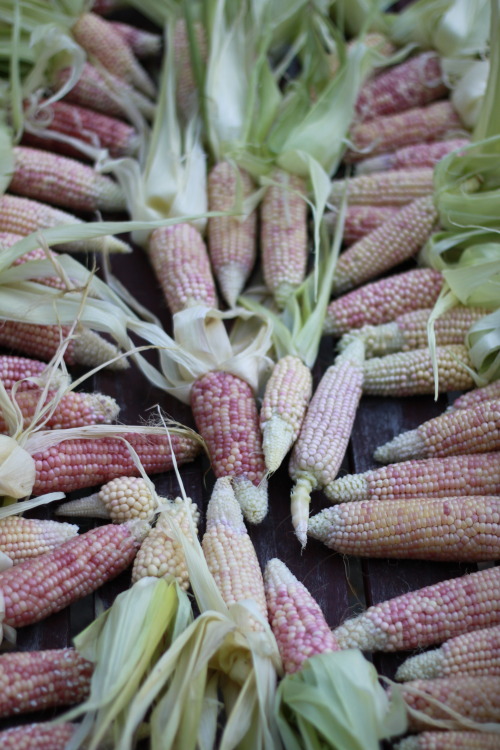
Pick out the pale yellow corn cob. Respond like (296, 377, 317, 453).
(397, 732, 500, 749)
(329, 169, 434, 206)
(56, 476, 157, 522)
(0, 516, 78, 564)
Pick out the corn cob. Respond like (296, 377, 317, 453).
(71, 12, 155, 97)
(324, 453, 500, 503)
(56, 476, 157, 522)
(332, 565, 500, 652)
(190, 370, 268, 524)
(402, 676, 500, 731)
(331, 196, 438, 295)
(261, 169, 308, 308)
(356, 138, 469, 174)
(148, 225, 218, 314)
(0, 647, 92, 717)
(0, 516, 78, 565)
(132, 496, 200, 589)
(207, 162, 257, 307)
(355, 52, 448, 122)
(173, 18, 207, 121)
(0, 722, 76, 749)
(330, 168, 435, 206)
(109, 21, 162, 57)
(289, 339, 364, 546)
(375, 400, 500, 464)
(338, 204, 400, 244)
(396, 732, 500, 749)
(396, 625, 500, 681)
(451, 380, 500, 410)
(0, 195, 131, 254)
(0, 521, 147, 639)
(264, 558, 339, 674)
(31, 430, 201, 495)
(0, 354, 61, 392)
(328, 33, 396, 78)
(346, 306, 489, 358)
(324, 268, 444, 336)
(345, 101, 464, 162)
(202, 477, 267, 624)
(308, 496, 500, 561)
(363, 344, 475, 398)
(260, 355, 313, 474)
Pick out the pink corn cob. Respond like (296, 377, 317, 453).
(396, 624, 500, 681)
(0, 516, 78, 564)
(31, 430, 201, 495)
(375, 400, 500, 463)
(148, 225, 218, 314)
(173, 18, 207, 121)
(0, 647, 92, 717)
(355, 52, 448, 122)
(331, 196, 438, 295)
(345, 101, 464, 162)
(109, 21, 161, 57)
(324, 268, 444, 336)
(396, 731, 500, 750)
(356, 138, 469, 174)
(289, 339, 364, 546)
(324, 453, 500, 503)
(330, 168, 434, 206)
(264, 558, 339, 674)
(308, 496, 500, 561)
(451, 380, 500, 410)
(207, 162, 257, 307)
(0, 355, 61, 392)
(190, 370, 268, 524)
(0, 722, 77, 749)
(260, 355, 313, 474)
(340, 204, 400, 244)
(332, 565, 500, 652)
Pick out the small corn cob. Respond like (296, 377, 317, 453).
(260, 355, 313, 474)
(0, 194, 131, 254)
(148, 225, 218, 314)
(0, 389, 119, 433)
(331, 196, 438, 295)
(451, 380, 500, 410)
(345, 101, 464, 162)
(289, 339, 365, 546)
(0, 722, 76, 749)
(202, 477, 267, 625)
(173, 18, 207, 121)
(396, 731, 500, 749)
(264, 558, 339, 674)
(132, 496, 200, 589)
(0, 354, 62, 392)
(190, 370, 268, 524)
(9, 147, 125, 213)
(346, 306, 489, 358)
(261, 169, 308, 308)
(0, 521, 147, 638)
(363, 344, 475, 398)
(356, 138, 469, 174)
(330, 169, 435, 206)
(324, 268, 444, 336)
(402, 676, 500, 731)
(375, 400, 500, 464)
(339, 204, 400, 244)
(324, 453, 500, 503)
(308, 496, 500, 561)
(0, 647, 92, 717)
(396, 625, 500, 681)
(355, 52, 448, 122)
(0, 516, 78, 564)
(109, 21, 161, 57)
(56, 476, 157, 522)
(332, 565, 500, 652)
(31, 430, 201, 495)
(71, 13, 155, 97)
(207, 162, 257, 307)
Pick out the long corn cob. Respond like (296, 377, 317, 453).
(329, 168, 434, 206)
(332, 565, 500, 652)
(261, 169, 308, 308)
(56, 476, 157, 522)
(0, 355, 62, 391)
(356, 139, 469, 174)
(363, 344, 475, 398)
(264, 558, 339, 673)
(202, 477, 267, 624)
(0, 647, 92, 717)
(173, 18, 207, 121)
(0, 722, 76, 749)
(289, 339, 365, 546)
(339, 204, 400, 244)
(0, 516, 78, 564)
(396, 625, 500, 681)
(109, 21, 161, 57)
(207, 162, 257, 307)
(331, 196, 438, 295)
(308, 496, 500, 561)
(148, 225, 218, 314)
(396, 732, 500, 750)
(451, 380, 500, 410)
(190, 370, 268, 524)
(345, 101, 464, 162)
(324, 268, 443, 336)
(324, 453, 500, 503)
(375, 401, 500, 463)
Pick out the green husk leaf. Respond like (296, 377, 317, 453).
(331, 0, 392, 37)
(466, 307, 500, 380)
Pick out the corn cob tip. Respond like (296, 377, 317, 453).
(324, 473, 368, 503)
(123, 518, 151, 543)
(86, 392, 120, 422)
(307, 508, 334, 543)
(275, 281, 300, 309)
(393, 740, 419, 750)
(262, 415, 296, 474)
(396, 649, 444, 682)
(55, 492, 109, 519)
(73, 328, 129, 370)
(232, 476, 268, 524)
(374, 430, 426, 464)
(216, 263, 248, 308)
(207, 476, 245, 529)
(290, 474, 315, 548)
